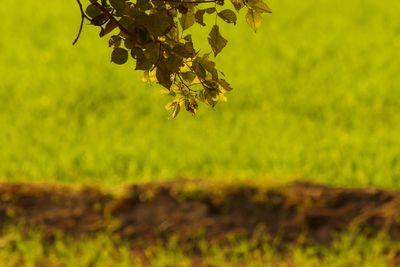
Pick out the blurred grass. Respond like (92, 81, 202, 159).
(0, 229, 398, 267)
(1, 0, 400, 187)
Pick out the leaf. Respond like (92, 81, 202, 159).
(134, 26, 151, 44)
(172, 42, 196, 58)
(246, 9, 262, 32)
(184, 42, 196, 56)
(205, 7, 216, 14)
(181, 71, 197, 84)
(230, 0, 244, 12)
(130, 47, 143, 59)
(183, 35, 192, 42)
(79, 0, 239, 116)
(192, 60, 207, 80)
(100, 19, 118, 37)
(218, 93, 228, 102)
(217, 9, 237, 25)
(198, 56, 218, 78)
(135, 0, 152, 11)
(195, 10, 206, 26)
(109, 35, 122, 48)
(208, 25, 227, 57)
(248, 0, 272, 13)
(166, 101, 180, 119)
(136, 43, 160, 70)
(111, 48, 128, 64)
(109, 0, 126, 11)
(163, 55, 184, 73)
(136, 52, 153, 70)
(147, 12, 174, 37)
(184, 98, 198, 113)
(118, 16, 135, 31)
(91, 14, 109, 26)
(142, 70, 157, 83)
(217, 78, 233, 91)
(179, 12, 195, 31)
(156, 66, 173, 88)
(85, 4, 102, 18)
(130, 12, 160, 38)
(124, 37, 135, 49)
(171, 103, 180, 118)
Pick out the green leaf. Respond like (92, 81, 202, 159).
(166, 101, 180, 119)
(196, 55, 218, 78)
(130, 47, 142, 59)
(147, 12, 174, 37)
(171, 103, 180, 118)
(205, 7, 216, 14)
(100, 19, 118, 37)
(183, 35, 192, 42)
(217, 79, 233, 91)
(208, 25, 228, 57)
(163, 55, 184, 73)
(109, 0, 126, 11)
(246, 9, 262, 32)
(135, 52, 153, 70)
(134, 27, 152, 44)
(135, 0, 152, 11)
(192, 60, 207, 80)
(179, 12, 195, 31)
(230, 0, 244, 12)
(184, 42, 196, 56)
(156, 67, 173, 88)
(184, 98, 198, 113)
(195, 10, 206, 26)
(91, 14, 109, 26)
(109, 35, 122, 48)
(248, 0, 272, 13)
(173, 43, 194, 58)
(85, 4, 102, 18)
(181, 71, 197, 84)
(79, 0, 240, 116)
(124, 38, 135, 49)
(111, 48, 128, 64)
(217, 9, 237, 25)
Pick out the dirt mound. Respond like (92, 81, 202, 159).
(1, 181, 400, 245)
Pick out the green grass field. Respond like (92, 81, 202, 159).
(1, 0, 400, 188)
(0, 229, 398, 267)
(1, 0, 400, 265)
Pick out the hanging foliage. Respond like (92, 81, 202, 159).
(74, 0, 271, 117)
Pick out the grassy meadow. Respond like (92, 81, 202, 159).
(1, 0, 400, 188)
(0, 229, 398, 267)
(1, 0, 400, 265)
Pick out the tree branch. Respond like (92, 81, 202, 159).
(73, 0, 89, 45)
(90, 1, 136, 39)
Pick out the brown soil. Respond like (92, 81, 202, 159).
(1, 180, 400, 246)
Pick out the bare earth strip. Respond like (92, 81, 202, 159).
(1, 180, 400, 247)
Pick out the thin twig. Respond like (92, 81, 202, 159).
(90, 1, 136, 38)
(185, 62, 207, 88)
(177, 73, 196, 92)
(150, 41, 164, 72)
(73, 0, 88, 45)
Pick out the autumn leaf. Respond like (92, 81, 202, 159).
(246, 9, 262, 32)
(208, 25, 228, 57)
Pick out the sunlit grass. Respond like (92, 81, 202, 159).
(1, 0, 400, 187)
(0, 229, 397, 267)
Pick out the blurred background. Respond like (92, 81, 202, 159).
(1, 0, 400, 188)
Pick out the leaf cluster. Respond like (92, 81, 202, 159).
(75, 0, 271, 117)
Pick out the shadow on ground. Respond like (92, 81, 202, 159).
(1, 180, 400, 247)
